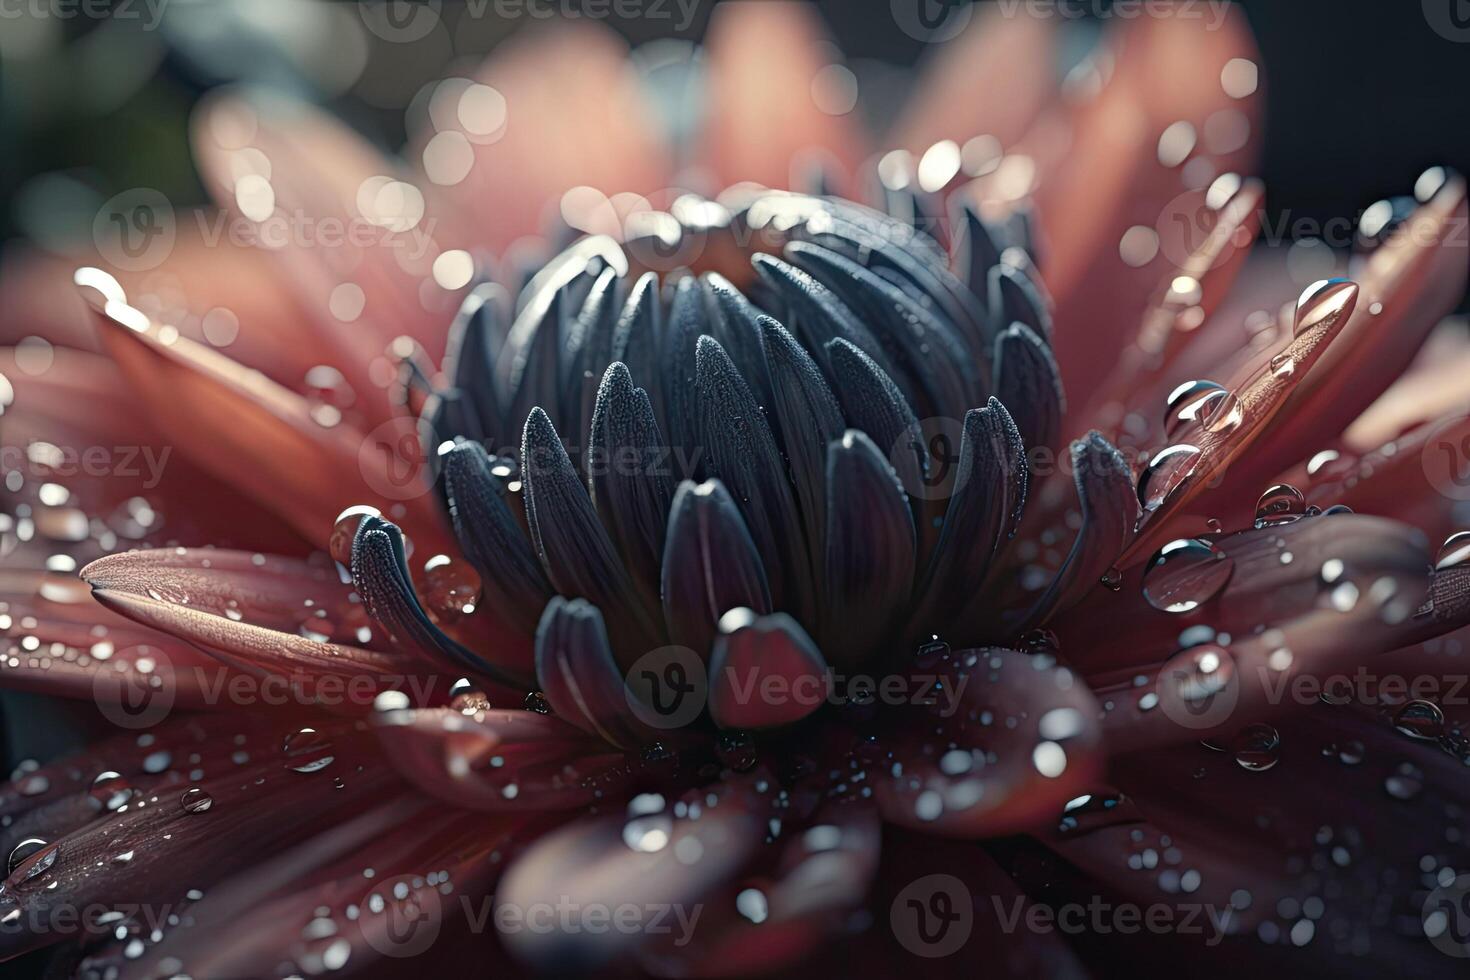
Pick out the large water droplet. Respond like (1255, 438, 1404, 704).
(1393, 700, 1445, 741)
(89, 771, 133, 812)
(623, 793, 672, 852)
(283, 728, 336, 774)
(1293, 278, 1358, 335)
(1163, 381, 1228, 439)
(1254, 484, 1306, 527)
(7, 838, 49, 876)
(1436, 531, 1470, 571)
(329, 505, 381, 566)
(1201, 392, 1243, 434)
(1232, 723, 1281, 771)
(1143, 538, 1234, 613)
(1137, 445, 1203, 512)
(180, 787, 214, 814)
(420, 554, 482, 622)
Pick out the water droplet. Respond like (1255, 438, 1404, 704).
(7, 838, 50, 876)
(1143, 538, 1234, 613)
(420, 554, 482, 622)
(623, 793, 671, 852)
(282, 728, 335, 774)
(736, 887, 769, 924)
(1394, 700, 1445, 741)
(89, 771, 133, 812)
(329, 505, 381, 566)
(1232, 723, 1281, 771)
(1269, 352, 1295, 378)
(1164, 381, 1229, 439)
(1436, 531, 1470, 571)
(1336, 740, 1364, 764)
(1293, 278, 1358, 335)
(1201, 392, 1243, 434)
(1058, 792, 1141, 835)
(1100, 567, 1123, 591)
(180, 787, 213, 814)
(716, 731, 757, 771)
(1255, 484, 1306, 527)
(523, 691, 551, 715)
(1384, 762, 1423, 800)
(1168, 645, 1236, 704)
(1137, 445, 1203, 512)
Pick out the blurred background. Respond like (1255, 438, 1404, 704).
(1, 0, 1469, 311)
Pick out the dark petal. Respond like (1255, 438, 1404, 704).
(760, 316, 845, 569)
(351, 514, 525, 686)
(824, 431, 916, 666)
(952, 199, 1004, 306)
(558, 266, 622, 457)
(785, 239, 980, 422)
(694, 336, 812, 617)
(993, 322, 1065, 453)
(661, 479, 774, 657)
(1017, 432, 1137, 630)
(873, 647, 1102, 836)
(803, 215, 991, 362)
(750, 252, 895, 382)
(522, 407, 657, 661)
(990, 261, 1054, 345)
(661, 276, 705, 468)
(441, 440, 554, 638)
(502, 282, 569, 439)
(826, 337, 926, 503)
(639, 800, 882, 976)
(442, 282, 506, 443)
(373, 707, 627, 812)
(709, 610, 830, 729)
(609, 271, 664, 436)
(535, 597, 654, 749)
(915, 399, 1028, 641)
(497, 784, 761, 973)
(700, 272, 772, 404)
(588, 363, 676, 592)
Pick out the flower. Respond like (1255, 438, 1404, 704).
(3, 4, 1470, 978)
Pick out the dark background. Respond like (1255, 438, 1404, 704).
(2, 0, 1469, 266)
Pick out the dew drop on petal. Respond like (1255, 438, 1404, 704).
(1293, 278, 1357, 335)
(1393, 700, 1445, 741)
(89, 771, 133, 812)
(1436, 531, 1470, 571)
(1137, 445, 1203, 512)
(283, 728, 336, 774)
(1232, 723, 1280, 772)
(7, 837, 49, 876)
(1254, 484, 1306, 527)
(1384, 763, 1423, 800)
(329, 505, 381, 565)
(1143, 538, 1234, 613)
(420, 554, 482, 622)
(1163, 381, 1228, 439)
(180, 787, 214, 814)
